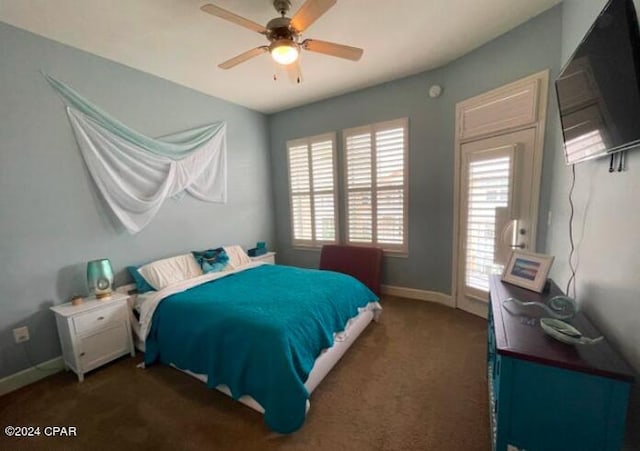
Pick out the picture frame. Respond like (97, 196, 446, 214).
(501, 250, 555, 293)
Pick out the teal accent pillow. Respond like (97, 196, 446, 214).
(192, 248, 229, 273)
(127, 266, 155, 293)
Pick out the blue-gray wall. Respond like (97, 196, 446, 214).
(268, 6, 562, 294)
(546, 1, 640, 446)
(0, 22, 274, 379)
(546, 0, 640, 374)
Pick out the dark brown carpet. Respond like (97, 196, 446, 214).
(0, 297, 490, 451)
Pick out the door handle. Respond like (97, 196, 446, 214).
(508, 243, 525, 249)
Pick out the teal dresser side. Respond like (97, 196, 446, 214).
(488, 275, 633, 451)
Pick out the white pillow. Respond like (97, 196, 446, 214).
(138, 254, 203, 290)
(223, 245, 252, 269)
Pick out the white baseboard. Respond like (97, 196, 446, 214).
(0, 356, 65, 397)
(381, 285, 454, 308)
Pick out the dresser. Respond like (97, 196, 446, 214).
(51, 293, 135, 382)
(488, 275, 633, 451)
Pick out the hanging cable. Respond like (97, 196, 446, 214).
(566, 164, 577, 298)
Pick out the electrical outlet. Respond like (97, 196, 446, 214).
(13, 326, 29, 343)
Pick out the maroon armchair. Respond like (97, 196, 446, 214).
(319, 245, 383, 296)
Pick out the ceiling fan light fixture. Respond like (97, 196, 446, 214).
(202, 1, 363, 71)
(270, 39, 299, 65)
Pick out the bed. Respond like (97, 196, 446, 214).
(123, 251, 381, 433)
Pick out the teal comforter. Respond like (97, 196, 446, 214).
(144, 264, 379, 433)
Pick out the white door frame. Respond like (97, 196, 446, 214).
(451, 70, 549, 316)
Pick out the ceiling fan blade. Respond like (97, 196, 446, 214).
(302, 39, 363, 61)
(218, 46, 269, 70)
(201, 4, 267, 35)
(290, 0, 336, 33)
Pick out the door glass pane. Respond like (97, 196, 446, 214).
(465, 156, 510, 292)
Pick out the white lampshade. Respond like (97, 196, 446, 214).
(270, 40, 299, 65)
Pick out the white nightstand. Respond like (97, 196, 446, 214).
(51, 292, 135, 382)
(250, 251, 276, 264)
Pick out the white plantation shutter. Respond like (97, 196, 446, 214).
(464, 156, 511, 292)
(344, 118, 408, 252)
(346, 133, 373, 242)
(287, 133, 338, 246)
(289, 144, 313, 241)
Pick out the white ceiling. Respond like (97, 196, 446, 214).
(0, 0, 562, 113)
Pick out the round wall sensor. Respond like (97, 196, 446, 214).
(429, 84, 442, 98)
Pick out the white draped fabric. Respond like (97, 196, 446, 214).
(45, 74, 227, 234)
(67, 108, 227, 233)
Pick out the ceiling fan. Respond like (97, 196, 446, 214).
(200, 0, 364, 72)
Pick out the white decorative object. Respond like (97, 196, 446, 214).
(250, 252, 276, 265)
(540, 318, 604, 345)
(50, 293, 134, 382)
(503, 295, 577, 320)
(428, 84, 442, 98)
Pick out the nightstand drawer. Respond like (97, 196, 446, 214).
(79, 323, 130, 372)
(73, 303, 125, 335)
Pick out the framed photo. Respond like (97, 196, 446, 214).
(501, 250, 555, 293)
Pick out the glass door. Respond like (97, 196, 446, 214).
(456, 128, 536, 317)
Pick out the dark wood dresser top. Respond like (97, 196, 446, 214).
(489, 275, 634, 382)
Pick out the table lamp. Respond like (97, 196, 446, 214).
(87, 258, 114, 299)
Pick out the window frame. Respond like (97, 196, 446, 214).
(343, 118, 409, 254)
(286, 132, 339, 249)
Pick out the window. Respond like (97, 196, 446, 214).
(287, 133, 338, 247)
(344, 118, 408, 253)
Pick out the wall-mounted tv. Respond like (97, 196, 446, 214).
(556, 0, 640, 165)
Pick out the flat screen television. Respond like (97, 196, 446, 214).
(556, 0, 640, 164)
